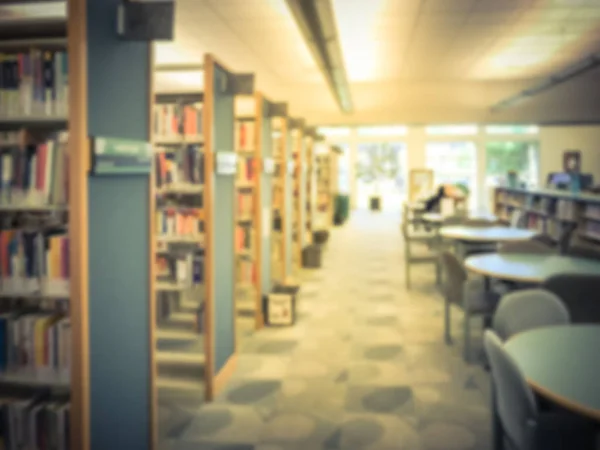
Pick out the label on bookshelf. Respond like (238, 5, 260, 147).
(263, 157, 275, 175)
(287, 161, 295, 175)
(91, 137, 152, 175)
(216, 151, 238, 176)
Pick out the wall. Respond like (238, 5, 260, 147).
(323, 125, 600, 211)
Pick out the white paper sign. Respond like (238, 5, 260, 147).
(215, 152, 237, 175)
(267, 293, 293, 325)
(263, 157, 275, 175)
(287, 161, 295, 175)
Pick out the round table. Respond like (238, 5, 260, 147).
(464, 253, 600, 284)
(505, 325, 600, 421)
(440, 226, 536, 243)
(422, 212, 497, 224)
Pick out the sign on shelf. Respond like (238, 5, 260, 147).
(215, 151, 238, 176)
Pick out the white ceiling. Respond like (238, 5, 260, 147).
(155, 0, 600, 125)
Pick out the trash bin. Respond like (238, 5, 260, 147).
(265, 284, 300, 326)
(302, 244, 322, 268)
(313, 230, 329, 245)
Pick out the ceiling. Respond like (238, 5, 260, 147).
(154, 0, 600, 125)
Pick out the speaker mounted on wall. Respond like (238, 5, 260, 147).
(117, 0, 175, 41)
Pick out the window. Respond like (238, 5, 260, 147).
(485, 141, 540, 188)
(317, 127, 351, 137)
(425, 142, 478, 209)
(357, 125, 407, 136)
(426, 125, 478, 136)
(356, 142, 407, 210)
(485, 125, 539, 135)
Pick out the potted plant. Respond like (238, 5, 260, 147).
(356, 143, 400, 211)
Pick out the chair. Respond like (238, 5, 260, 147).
(484, 331, 597, 450)
(492, 289, 570, 341)
(543, 274, 600, 324)
(439, 251, 498, 361)
(402, 205, 440, 289)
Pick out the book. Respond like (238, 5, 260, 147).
(0, 50, 68, 118)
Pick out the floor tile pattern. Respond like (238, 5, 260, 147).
(160, 211, 492, 449)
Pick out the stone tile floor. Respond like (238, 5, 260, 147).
(160, 211, 493, 450)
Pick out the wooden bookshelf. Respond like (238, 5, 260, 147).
(303, 129, 316, 247)
(315, 142, 334, 232)
(234, 93, 260, 331)
(290, 119, 305, 275)
(271, 113, 290, 285)
(493, 187, 600, 247)
(152, 62, 207, 417)
(0, 2, 85, 448)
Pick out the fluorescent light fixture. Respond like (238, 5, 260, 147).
(485, 125, 539, 135)
(285, 0, 353, 113)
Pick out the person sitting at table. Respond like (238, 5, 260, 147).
(423, 184, 466, 212)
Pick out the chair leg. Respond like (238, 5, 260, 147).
(463, 311, 470, 362)
(444, 297, 452, 344)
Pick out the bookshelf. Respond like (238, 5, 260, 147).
(271, 110, 292, 285)
(233, 93, 260, 334)
(303, 129, 316, 248)
(315, 142, 334, 232)
(493, 187, 600, 247)
(0, 2, 85, 449)
(152, 63, 207, 413)
(289, 119, 305, 275)
(152, 56, 253, 413)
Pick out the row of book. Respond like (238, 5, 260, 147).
(525, 215, 561, 241)
(237, 159, 256, 185)
(0, 313, 70, 377)
(237, 193, 254, 218)
(156, 208, 203, 238)
(581, 220, 600, 241)
(155, 146, 204, 187)
(235, 121, 255, 152)
(584, 204, 600, 221)
(0, 50, 69, 118)
(236, 259, 256, 285)
(156, 251, 204, 287)
(0, 398, 70, 450)
(235, 226, 254, 254)
(153, 103, 203, 138)
(0, 131, 68, 207)
(0, 231, 69, 296)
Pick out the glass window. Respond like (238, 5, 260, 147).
(485, 125, 539, 135)
(426, 125, 478, 136)
(485, 141, 540, 188)
(356, 142, 407, 210)
(425, 142, 478, 209)
(317, 126, 351, 137)
(357, 125, 407, 136)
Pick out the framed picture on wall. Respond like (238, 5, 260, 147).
(563, 150, 581, 173)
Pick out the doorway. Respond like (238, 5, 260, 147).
(356, 142, 407, 211)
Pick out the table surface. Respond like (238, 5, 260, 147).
(464, 253, 600, 283)
(422, 212, 497, 224)
(505, 325, 600, 422)
(440, 226, 535, 242)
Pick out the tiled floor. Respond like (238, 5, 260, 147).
(160, 210, 493, 450)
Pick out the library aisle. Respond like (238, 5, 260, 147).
(159, 211, 493, 450)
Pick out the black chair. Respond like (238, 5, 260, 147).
(543, 274, 600, 324)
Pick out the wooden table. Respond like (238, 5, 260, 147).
(440, 226, 535, 243)
(464, 253, 600, 284)
(505, 325, 600, 421)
